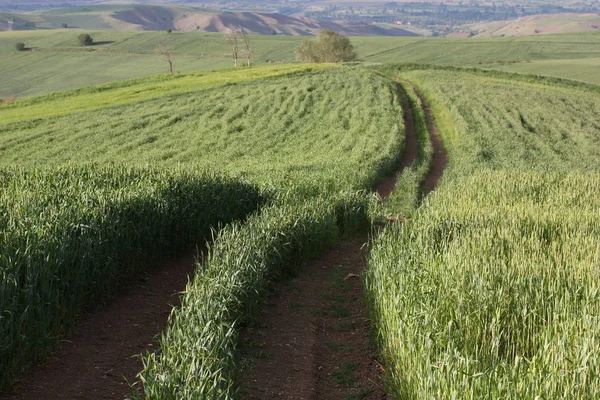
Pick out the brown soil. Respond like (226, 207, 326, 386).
(375, 83, 418, 199)
(240, 237, 386, 400)
(415, 89, 448, 197)
(239, 81, 425, 400)
(5, 254, 198, 400)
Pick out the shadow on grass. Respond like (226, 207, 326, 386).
(90, 41, 115, 46)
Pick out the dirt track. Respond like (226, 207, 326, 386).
(5, 254, 197, 400)
(239, 80, 445, 399)
(414, 87, 448, 197)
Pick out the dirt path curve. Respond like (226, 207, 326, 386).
(239, 82, 423, 400)
(414, 88, 448, 197)
(375, 83, 418, 198)
(5, 254, 197, 400)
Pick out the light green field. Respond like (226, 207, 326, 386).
(369, 65, 600, 398)
(0, 64, 332, 124)
(491, 57, 600, 85)
(3, 29, 600, 99)
(0, 30, 308, 98)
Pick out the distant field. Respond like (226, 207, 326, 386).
(1, 30, 600, 98)
(491, 57, 600, 85)
(0, 30, 419, 97)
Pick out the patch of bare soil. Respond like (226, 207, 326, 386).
(240, 237, 386, 400)
(5, 254, 198, 400)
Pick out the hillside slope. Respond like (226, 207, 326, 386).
(469, 13, 600, 37)
(0, 4, 417, 36)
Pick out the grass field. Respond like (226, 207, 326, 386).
(491, 57, 600, 85)
(0, 64, 331, 124)
(0, 65, 405, 395)
(2, 30, 600, 98)
(368, 65, 600, 398)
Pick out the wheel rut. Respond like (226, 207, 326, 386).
(414, 87, 448, 197)
(375, 83, 418, 199)
(240, 79, 444, 400)
(5, 254, 198, 400)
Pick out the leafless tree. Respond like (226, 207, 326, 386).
(239, 27, 252, 67)
(157, 41, 173, 74)
(225, 26, 239, 68)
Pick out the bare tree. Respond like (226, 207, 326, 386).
(157, 41, 173, 74)
(239, 27, 252, 67)
(225, 27, 239, 68)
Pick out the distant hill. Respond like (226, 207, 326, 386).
(468, 13, 600, 37)
(0, 5, 418, 36)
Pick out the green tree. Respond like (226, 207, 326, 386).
(296, 29, 357, 63)
(14, 42, 26, 51)
(78, 33, 94, 46)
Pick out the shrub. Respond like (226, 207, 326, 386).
(78, 33, 93, 46)
(296, 29, 357, 63)
(14, 42, 25, 51)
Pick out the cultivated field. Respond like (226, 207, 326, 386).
(0, 65, 405, 396)
(1, 17, 600, 399)
(368, 66, 600, 398)
(2, 30, 600, 98)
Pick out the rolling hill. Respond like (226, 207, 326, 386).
(0, 4, 418, 36)
(468, 13, 600, 37)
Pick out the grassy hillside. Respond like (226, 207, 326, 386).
(0, 66, 403, 193)
(2, 29, 600, 99)
(364, 32, 600, 65)
(369, 65, 600, 398)
(0, 64, 329, 124)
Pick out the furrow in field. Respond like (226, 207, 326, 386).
(375, 83, 418, 199)
(413, 85, 448, 197)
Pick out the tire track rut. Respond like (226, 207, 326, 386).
(239, 79, 445, 400)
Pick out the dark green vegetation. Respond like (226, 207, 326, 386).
(296, 28, 357, 63)
(77, 32, 92, 46)
(0, 66, 405, 396)
(1, 29, 600, 99)
(368, 65, 600, 398)
(0, 166, 264, 390)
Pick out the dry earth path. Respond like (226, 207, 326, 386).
(239, 79, 445, 400)
(413, 87, 448, 197)
(5, 254, 198, 400)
